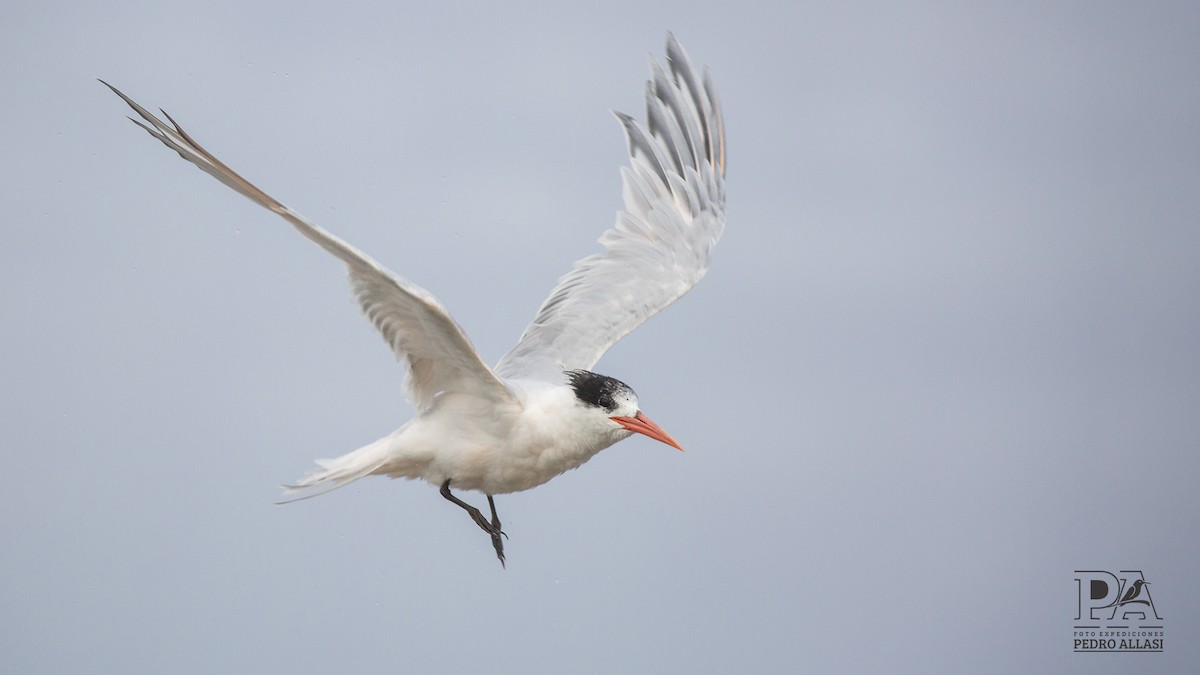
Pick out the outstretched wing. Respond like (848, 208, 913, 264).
(103, 81, 512, 411)
(495, 34, 726, 382)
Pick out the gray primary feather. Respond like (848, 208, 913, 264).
(103, 33, 724, 406)
(99, 80, 512, 412)
(495, 33, 727, 383)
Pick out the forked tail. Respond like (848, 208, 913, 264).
(277, 433, 395, 504)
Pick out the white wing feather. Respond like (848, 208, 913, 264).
(102, 81, 512, 411)
(495, 34, 726, 382)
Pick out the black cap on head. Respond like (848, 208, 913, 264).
(566, 370, 635, 413)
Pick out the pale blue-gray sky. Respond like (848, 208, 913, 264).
(3, 1, 1198, 673)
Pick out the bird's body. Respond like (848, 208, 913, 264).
(1117, 579, 1149, 606)
(105, 34, 725, 565)
(319, 377, 637, 497)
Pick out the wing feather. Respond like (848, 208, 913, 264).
(102, 81, 511, 410)
(495, 34, 726, 382)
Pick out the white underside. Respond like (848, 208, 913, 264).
(280, 380, 633, 501)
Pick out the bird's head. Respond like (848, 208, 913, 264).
(565, 369, 684, 451)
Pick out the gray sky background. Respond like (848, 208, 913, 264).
(3, 1, 1198, 673)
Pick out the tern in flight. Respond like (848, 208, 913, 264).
(104, 34, 725, 566)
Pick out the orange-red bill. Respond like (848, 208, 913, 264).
(611, 411, 684, 452)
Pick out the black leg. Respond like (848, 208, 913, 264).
(440, 479, 506, 567)
(487, 495, 508, 540)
